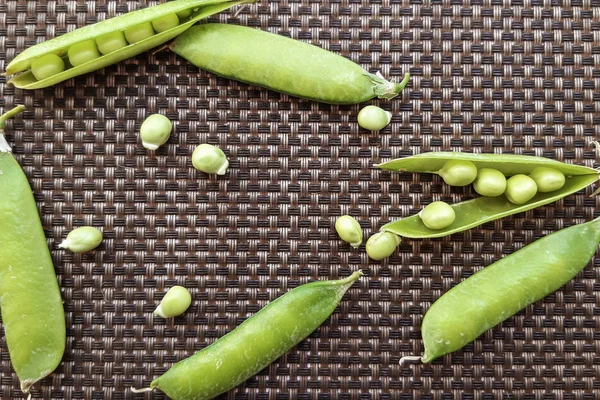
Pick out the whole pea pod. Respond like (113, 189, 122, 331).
(377, 152, 599, 239)
(6, 0, 252, 89)
(133, 271, 362, 399)
(170, 23, 410, 104)
(0, 106, 66, 393)
(401, 216, 600, 364)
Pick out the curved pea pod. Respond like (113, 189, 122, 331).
(377, 152, 599, 239)
(170, 23, 410, 104)
(401, 216, 600, 364)
(134, 271, 362, 400)
(6, 0, 253, 89)
(0, 106, 66, 393)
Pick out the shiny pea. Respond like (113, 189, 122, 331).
(529, 167, 565, 192)
(335, 215, 363, 248)
(124, 22, 155, 44)
(192, 144, 229, 175)
(58, 226, 103, 253)
(472, 168, 507, 197)
(30, 54, 65, 80)
(505, 174, 537, 205)
(419, 201, 456, 230)
(357, 105, 392, 131)
(140, 114, 172, 150)
(96, 31, 128, 55)
(151, 14, 180, 33)
(438, 160, 478, 187)
(67, 40, 101, 66)
(154, 286, 192, 318)
(365, 231, 401, 260)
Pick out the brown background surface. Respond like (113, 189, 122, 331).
(1, 0, 600, 398)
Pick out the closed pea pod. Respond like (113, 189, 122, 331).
(133, 271, 362, 399)
(401, 217, 600, 365)
(0, 106, 66, 393)
(377, 152, 599, 240)
(170, 24, 410, 105)
(6, 0, 253, 89)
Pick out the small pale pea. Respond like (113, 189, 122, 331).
(58, 226, 103, 253)
(419, 201, 456, 230)
(438, 160, 478, 187)
(473, 168, 507, 197)
(140, 114, 172, 150)
(67, 40, 101, 67)
(357, 105, 392, 131)
(154, 286, 192, 318)
(96, 31, 128, 55)
(529, 167, 565, 192)
(124, 22, 155, 44)
(505, 174, 537, 204)
(365, 231, 401, 260)
(335, 215, 363, 248)
(192, 144, 229, 175)
(151, 14, 180, 33)
(30, 54, 65, 80)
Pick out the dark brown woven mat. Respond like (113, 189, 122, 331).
(1, 0, 600, 398)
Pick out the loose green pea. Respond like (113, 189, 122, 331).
(124, 22, 155, 44)
(419, 201, 456, 230)
(96, 31, 128, 55)
(472, 168, 507, 197)
(438, 160, 478, 187)
(529, 167, 565, 192)
(357, 105, 392, 131)
(140, 114, 172, 150)
(58, 226, 103, 253)
(505, 174, 537, 204)
(30, 54, 65, 80)
(192, 144, 229, 175)
(154, 286, 192, 318)
(365, 231, 402, 260)
(67, 40, 101, 67)
(335, 215, 363, 248)
(151, 14, 180, 33)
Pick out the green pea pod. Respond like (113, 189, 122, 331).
(6, 0, 252, 89)
(377, 152, 599, 239)
(133, 271, 362, 400)
(170, 23, 410, 104)
(401, 216, 600, 364)
(0, 106, 66, 393)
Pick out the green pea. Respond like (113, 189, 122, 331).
(365, 231, 402, 261)
(418, 201, 456, 230)
(140, 114, 172, 150)
(58, 226, 103, 253)
(30, 53, 65, 80)
(0, 106, 66, 394)
(151, 14, 180, 33)
(192, 144, 229, 175)
(438, 160, 478, 186)
(96, 31, 128, 55)
(357, 105, 392, 131)
(154, 286, 192, 318)
(505, 174, 537, 205)
(472, 168, 507, 197)
(403, 216, 600, 364)
(176, 9, 193, 19)
(335, 215, 363, 248)
(67, 39, 101, 67)
(172, 24, 410, 105)
(134, 272, 363, 399)
(529, 167, 565, 192)
(124, 22, 155, 44)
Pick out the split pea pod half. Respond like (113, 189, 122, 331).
(0, 106, 66, 393)
(171, 23, 410, 104)
(401, 216, 600, 364)
(376, 152, 599, 239)
(5, 0, 253, 89)
(133, 271, 362, 400)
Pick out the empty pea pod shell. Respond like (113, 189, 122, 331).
(376, 152, 599, 239)
(407, 216, 600, 364)
(6, 0, 253, 89)
(170, 23, 410, 104)
(134, 271, 362, 400)
(0, 106, 66, 393)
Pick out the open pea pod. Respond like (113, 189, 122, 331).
(6, 0, 252, 89)
(376, 152, 598, 176)
(377, 152, 600, 239)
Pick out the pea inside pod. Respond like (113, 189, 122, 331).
(401, 216, 600, 365)
(6, 0, 254, 89)
(0, 106, 66, 393)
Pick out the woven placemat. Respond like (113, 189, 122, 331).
(1, 0, 599, 398)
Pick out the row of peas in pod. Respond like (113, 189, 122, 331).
(31, 11, 187, 81)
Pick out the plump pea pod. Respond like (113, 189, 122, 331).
(171, 24, 410, 104)
(6, 0, 252, 89)
(401, 216, 600, 364)
(377, 152, 599, 239)
(0, 106, 66, 393)
(133, 271, 362, 399)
